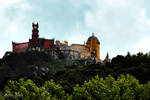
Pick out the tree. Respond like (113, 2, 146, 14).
(72, 74, 150, 100)
(43, 80, 65, 99)
(4, 78, 69, 100)
(4, 78, 51, 100)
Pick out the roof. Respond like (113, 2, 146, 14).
(71, 44, 85, 46)
(87, 33, 100, 44)
(12, 42, 29, 45)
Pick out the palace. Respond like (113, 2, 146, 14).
(11, 23, 105, 62)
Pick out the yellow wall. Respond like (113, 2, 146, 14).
(86, 37, 100, 60)
(69, 35, 100, 61)
(70, 44, 90, 59)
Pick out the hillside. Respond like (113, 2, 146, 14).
(0, 51, 150, 94)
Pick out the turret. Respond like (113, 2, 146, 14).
(32, 22, 39, 40)
(30, 22, 39, 47)
(104, 52, 111, 63)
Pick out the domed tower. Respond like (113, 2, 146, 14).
(86, 33, 100, 60)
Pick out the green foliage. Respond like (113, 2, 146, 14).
(3, 78, 69, 100)
(72, 74, 150, 100)
(0, 92, 4, 100)
(43, 80, 65, 99)
(54, 69, 88, 93)
(2, 74, 150, 100)
(4, 78, 43, 99)
(140, 82, 150, 100)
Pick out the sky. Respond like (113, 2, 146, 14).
(0, 0, 150, 59)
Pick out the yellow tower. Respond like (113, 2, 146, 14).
(86, 33, 100, 60)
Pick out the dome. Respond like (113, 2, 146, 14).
(56, 40, 60, 42)
(64, 40, 68, 43)
(87, 33, 100, 44)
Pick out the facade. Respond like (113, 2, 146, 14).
(11, 23, 101, 62)
(55, 40, 71, 59)
(12, 42, 29, 52)
(70, 44, 90, 59)
(70, 33, 100, 61)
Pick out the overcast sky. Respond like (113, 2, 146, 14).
(0, 0, 150, 59)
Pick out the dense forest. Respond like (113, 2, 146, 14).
(0, 51, 150, 99)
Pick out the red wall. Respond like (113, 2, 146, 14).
(44, 40, 54, 49)
(13, 43, 29, 52)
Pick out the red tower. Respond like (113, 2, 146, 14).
(32, 23, 39, 40)
(29, 23, 39, 47)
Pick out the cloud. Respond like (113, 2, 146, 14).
(0, 0, 31, 58)
(67, 21, 88, 44)
(133, 37, 150, 53)
(0, 0, 19, 7)
(82, 0, 150, 58)
(0, 48, 5, 58)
